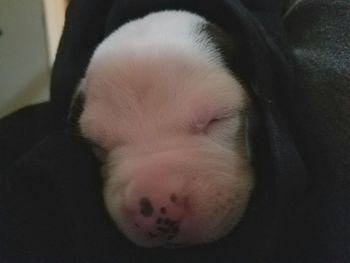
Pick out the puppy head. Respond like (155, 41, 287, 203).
(78, 11, 254, 247)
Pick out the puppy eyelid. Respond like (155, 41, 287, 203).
(210, 108, 240, 123)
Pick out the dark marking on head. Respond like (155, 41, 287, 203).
(170, 194, 177, 203)
(164, 218, 170, 225)
(198, 21, 260, 166)
(140, 197, 153, 217)
(134, 223, 140, 228)
(160, 207, 167, 214)
(68, 91, 85, 127)
(197, 22, 251, 90)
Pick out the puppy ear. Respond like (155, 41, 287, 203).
(200, 22, 251, 89)
(68, 78, 86, 126)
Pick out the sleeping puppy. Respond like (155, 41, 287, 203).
(74, 10, 255, 248)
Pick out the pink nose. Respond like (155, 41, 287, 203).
(131, 193, 186, 240)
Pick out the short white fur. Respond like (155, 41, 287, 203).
(78, 10, 254, 247)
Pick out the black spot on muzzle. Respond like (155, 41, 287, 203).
(140, 197, 154, 217)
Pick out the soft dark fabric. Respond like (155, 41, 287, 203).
(279, 1, 350, 261)
(1, 0, 349, 262)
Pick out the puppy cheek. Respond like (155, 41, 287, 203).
(92, 145, 108, 162)
(102, 165, 126, 222)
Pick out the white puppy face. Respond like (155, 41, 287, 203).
(78, 11, 254, 247)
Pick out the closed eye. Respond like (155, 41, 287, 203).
(206, 109, 239, 128)
(207, 118, 221, 126)
(205, 117, 225, 131)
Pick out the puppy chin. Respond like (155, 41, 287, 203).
(102, 140, 254, 248)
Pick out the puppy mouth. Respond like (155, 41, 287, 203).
(102, 143, 254, 247)
(107, 184, 245, 248)
(124, 195, 197, 247)
(118, 198, 236, 248)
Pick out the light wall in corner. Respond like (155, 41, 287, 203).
(43, 0, 68, 66)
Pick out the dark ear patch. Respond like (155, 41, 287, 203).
(198, 21, 262, 164)
(197, 22, 251, 90)
(68, 91, 85, 127)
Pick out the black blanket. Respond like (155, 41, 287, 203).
(1, 0, 349, 262)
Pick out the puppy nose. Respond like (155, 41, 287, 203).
(131, 193, 185, 240)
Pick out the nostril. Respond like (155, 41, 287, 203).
(131, 193, 187, 241)
(139, 197, 154, 217)
(170, 193, 177, 203)
(160, 207, 167, 214)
